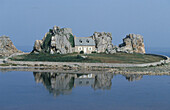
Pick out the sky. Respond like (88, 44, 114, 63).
(0, 0, 170, 52)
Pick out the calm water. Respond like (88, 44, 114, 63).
(0, 49, 170, 110)
(0, 71, 170, 110)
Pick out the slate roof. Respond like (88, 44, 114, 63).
(75, 37, 95, 46)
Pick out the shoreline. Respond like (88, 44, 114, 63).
(0, 62, 169, 75)
(0, 53, 169, 75)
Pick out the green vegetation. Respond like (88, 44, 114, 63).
(69, 34, 75, 47)
(49, 29, 53, 33)
(10, 53, 165, 64)
(42, 33, 52, 52)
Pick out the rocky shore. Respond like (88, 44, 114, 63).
(0, 61, 169, 75)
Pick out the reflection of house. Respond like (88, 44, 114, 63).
(33, 72, 114, 97)
(74, 74, 95, 87)
(74, 37, 96, 54)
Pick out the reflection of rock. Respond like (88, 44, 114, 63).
(92, 73, 113, 90)
(33, 72, 114, 96)
(123, 74, 143, 81)
(33, 72, 75, 96)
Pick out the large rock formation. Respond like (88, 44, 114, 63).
(32, 26, 146, 54)
(0, 35, 22, 57)
(91, 32, 116, 54)
(118, 34, 145, 53)
(32, 26, 74, 54)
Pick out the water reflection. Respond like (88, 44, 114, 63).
(33, 72, 143, 96)
(123, 74, 143, 82)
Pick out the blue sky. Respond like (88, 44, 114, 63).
(0, 0, 170, 51)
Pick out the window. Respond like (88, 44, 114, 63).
(86, 39, 89, 43)
(88, 47, 92, 51)
(78, 47, 82, 51)
(79, 40, 82, 43)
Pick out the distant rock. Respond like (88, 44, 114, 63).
(91, 32, 116, 54)
(0, 35, 22, 57)
(32, 26, 74, 54)
(118, 34, 146, 53)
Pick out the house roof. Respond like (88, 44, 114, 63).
(75, 37, 95, 46)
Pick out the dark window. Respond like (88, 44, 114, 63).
(86, 39, 89, 43)
(86, 81, 89, 84)
(79, 40, 82, 43)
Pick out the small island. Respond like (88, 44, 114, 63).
(0, 26, 169, 74)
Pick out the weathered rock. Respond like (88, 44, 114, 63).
(32, 26, 146, 54)
(91, 32, 116, 53)
(118, 34, 145, 53)
(0, 35, 22, 56)
(32, 26, 74, 54)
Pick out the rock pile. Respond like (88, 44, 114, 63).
(32, 26, 146, 54)
(91, 32, 116, 54)
(32, 26, 74, 54)
(117, 34, 146, 53)
(0, 36, 22, 57)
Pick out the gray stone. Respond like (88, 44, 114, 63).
(32, 26, 73, 54)
(91, 32, 115, 53)
(0, 35, 22, 56)
(118, 34, 145, 53)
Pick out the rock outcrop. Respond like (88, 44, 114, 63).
(91, 32, 116, 54)
(32, 26, 146, 54)
(0, 35, 22, 57)
(118, 34, 145, 53)
(32, 26, 74, 54)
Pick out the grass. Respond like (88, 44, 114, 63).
(10, 53, 165, 64)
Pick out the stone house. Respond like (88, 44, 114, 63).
(74, 37, 96, 54)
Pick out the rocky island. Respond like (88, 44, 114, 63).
(0, 26, 169, 74)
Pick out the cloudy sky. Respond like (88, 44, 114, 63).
(0, 0, 170, 52)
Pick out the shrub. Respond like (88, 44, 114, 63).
(49, 29, 53, 33)
(92, 51, 97, 53)
(69, 34, 75, 47)
(40, 64, 44, 66)
(42, 33, 52, 52)
(77, 55, 82, 59)
(80, 51, 84, 54)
